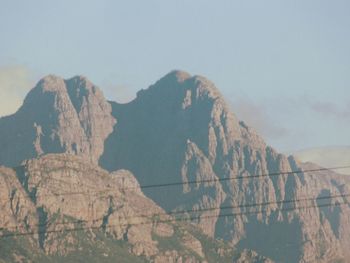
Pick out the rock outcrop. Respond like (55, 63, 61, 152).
(100, 70, 350, 263)
(1, 154, 262, 262)
(0, 75, 116, 167)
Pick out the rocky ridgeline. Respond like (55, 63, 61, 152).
(100, 70, 350, 262)
(1, 154, 266, 262)
(0, 75, 116, 167)
(0, 70, 349, 262)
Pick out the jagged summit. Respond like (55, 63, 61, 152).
(1, 71, 350, 262)
(136, 70, 225, 105)
(65, 75, 102, 94)
(28, 74, 66, 94)
(26, 74, 102, 99)
(0, 74, 116, 167)
(161, 69, 192, 83)
(67, 74, 91, 82)
(39, 73, 63, 81)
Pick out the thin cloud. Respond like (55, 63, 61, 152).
(0, 65, 34, 117)
(103, 84, 136, 104)
(311, 101, 350, 120)
(294, 146, 350, 175)
(230, 98, 288, 140)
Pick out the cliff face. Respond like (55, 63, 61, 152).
(100, 71, 350, 263)
(1, 154, 260, 263)
(0, 71, 349, 262)
(0, 75, 116, 167)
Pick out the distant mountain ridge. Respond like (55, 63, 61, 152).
(294, 146, 350, 175)
(0, 70, 350, 262)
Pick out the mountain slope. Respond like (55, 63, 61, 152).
(0, 75, 116, 167)
(100, 70, 350, 263)
(0, 71, 349, 262)
(0, 154, 270, 263)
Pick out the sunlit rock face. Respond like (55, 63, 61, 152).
(2, 154, 250, 262)
(0, 75, 116, 167)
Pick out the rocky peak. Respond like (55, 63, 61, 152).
(65, 76, 104, 101)
(36, 74, 66, 92)
(0, 75, 116, 167)
(101, 70, 350, 262)
(21, 75, 66, 109)
(23, 74, 104, 109)
(160, 69, 192, 83)
(66, 75, 94, 86)
(138, 70, 223, 102)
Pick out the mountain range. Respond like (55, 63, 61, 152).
(0, 70, 349, 263)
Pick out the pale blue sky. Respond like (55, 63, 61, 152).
(0, 0, 349, 152)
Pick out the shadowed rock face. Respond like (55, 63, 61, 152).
(1, 70, 350, 262)
(100, 70, 350, 263)
(0, 75, 116, 167)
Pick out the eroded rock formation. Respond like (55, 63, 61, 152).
(0, 71, 349, 262)
(1, 154, 259, 262)
(0, 75, 116, 167)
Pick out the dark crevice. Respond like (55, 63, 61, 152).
(15, 166, 28, 190)
(102, 196, 114, 232)
(237, 216, 303, 263)
(123, 225, 131, 242)
(14, 166, 37, 203)
(9, 189, 18, 216)
(37, 206, 48, 249)
(317, 189, 341, 239)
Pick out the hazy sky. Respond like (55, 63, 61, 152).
(0, 0, 349, 153)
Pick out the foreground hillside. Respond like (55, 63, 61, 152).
(0, 154, 272, 263)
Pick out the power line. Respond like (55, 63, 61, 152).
(139, 165, 350, 189)
(1, 192, 348, 238)
(4, 192, 347, 231)
(1, 166, 348, 233)
(3, 165, 350, 203)
(0, 199, 347, 239)
(165, 192, 350, 217)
